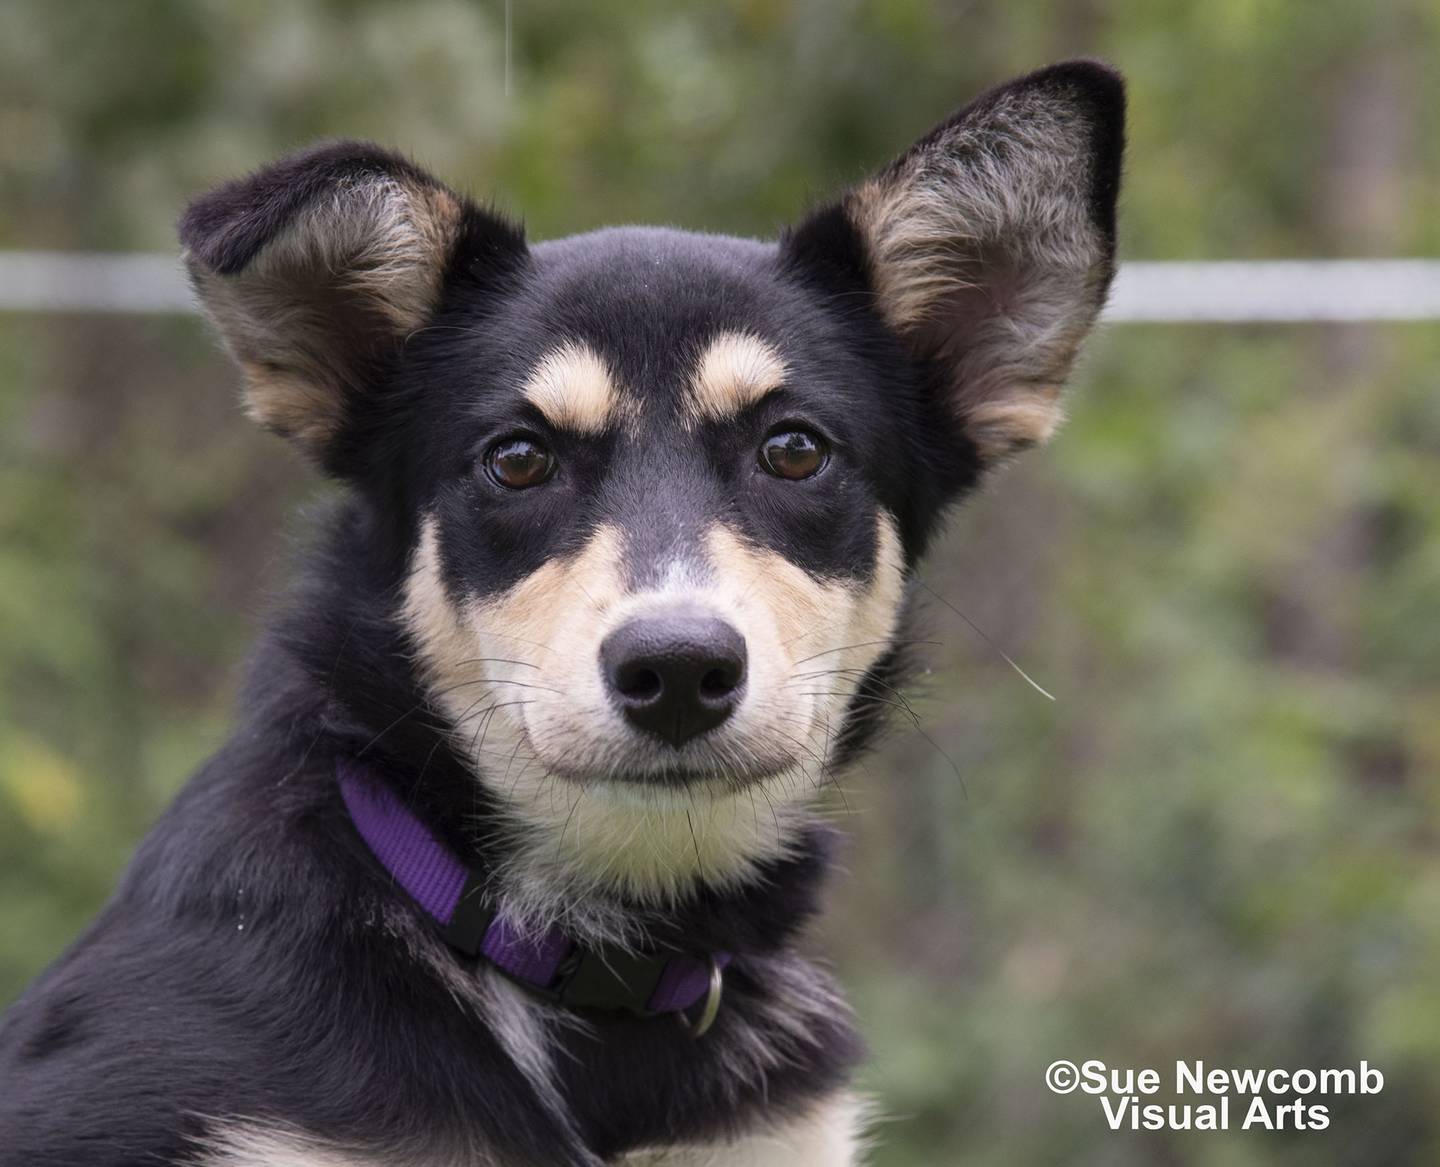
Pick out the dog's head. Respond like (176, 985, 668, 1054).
(183, 63, 1123, 905)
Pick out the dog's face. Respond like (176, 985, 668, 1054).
(389, 230, 917, 896)
(182, 63, 1123, 905)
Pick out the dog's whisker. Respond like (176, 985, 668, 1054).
(553, 785, 588, 867)
(407, 737, 445, 803)
(798, 689, 922, 727)
(916, 577, 1056, 702)
(447, 656, 543, 671)
(276, 721, 329, 786)
(464, 626, 560, 657)
(756, 782, 783, 838)
(438, 676, 563, 695)
(791, 638, 942, 666)
(452, 689, 499, 724)
(566, 577, 606, 615)
(467, 699, 534, 756)
(910, 721, 968, 798)
(769, 727, 849, 809)
(792, 668, 926, 725)
(780, 618, 838, 648)
(684, 810, 706, 885)
(499, 735, 527, 789)
(356, 702, 430, 757)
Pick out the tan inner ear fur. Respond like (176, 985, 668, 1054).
(188, 176, 462, 458)
(849, 88, 1110, 461)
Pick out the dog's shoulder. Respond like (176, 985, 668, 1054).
(0, 689, 590, 1165)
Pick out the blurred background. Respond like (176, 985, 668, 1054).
(2, 1, 1439, 1162)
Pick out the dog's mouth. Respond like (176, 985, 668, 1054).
(546, 757, 795, 793)
(517, 722, 806, 798)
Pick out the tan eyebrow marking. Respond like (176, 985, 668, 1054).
(520, 341, 629, 434)
(685, 331, 788, 425)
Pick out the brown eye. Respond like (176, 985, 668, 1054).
(485, 437, 556, 489)
(759, 428, 829, 480)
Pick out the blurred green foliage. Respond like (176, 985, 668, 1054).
(2, 1, 1439, 1162)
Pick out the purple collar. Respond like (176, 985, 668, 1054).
(338, 758, 728, 1028)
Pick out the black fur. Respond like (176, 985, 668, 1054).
(1, 62, 1124, 1164)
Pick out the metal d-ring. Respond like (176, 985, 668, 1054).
(676, 955, 724, 1039)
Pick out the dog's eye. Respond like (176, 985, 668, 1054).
(759, 428, 829, 480)
(485, 438, 556, 489)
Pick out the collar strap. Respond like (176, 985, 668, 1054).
(337, 759, 729, 1020)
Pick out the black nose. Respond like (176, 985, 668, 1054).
(600, 614, 747, 749)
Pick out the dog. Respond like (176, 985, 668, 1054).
(0, 61, 1123, 1165)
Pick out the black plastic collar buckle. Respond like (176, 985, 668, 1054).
(552, 945, 675, 1017)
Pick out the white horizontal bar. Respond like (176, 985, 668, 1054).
(1107, 260, 1440, 322)
(0, 251, 196, 313)
(2, 252, 1439, 323)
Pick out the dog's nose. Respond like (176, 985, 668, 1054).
(600, 614, 747, 748)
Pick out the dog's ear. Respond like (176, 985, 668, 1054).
(784, 61, 1124, 468)
(181, 141, 526, 471)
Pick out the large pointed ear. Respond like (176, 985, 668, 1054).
(784, 61, 1124, 467)
(180, 141, 527, 471)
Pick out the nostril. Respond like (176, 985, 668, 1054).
(699, 666, 738, 701)
(617, 665, 662, 703)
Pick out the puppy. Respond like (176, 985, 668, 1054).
(0, 61, 1123, 1165)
